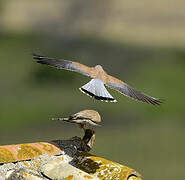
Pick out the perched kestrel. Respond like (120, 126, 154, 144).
(52, 110, 101, 130)
(33, 54, 161, 105)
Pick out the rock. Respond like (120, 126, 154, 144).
(0, 151, 142, 179)
(42, 158, 98, 180)
(0, 135, 142, 179)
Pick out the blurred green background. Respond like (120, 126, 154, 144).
(0, 0, 185, 179)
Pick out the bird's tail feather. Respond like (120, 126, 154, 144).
(79, 79, 116, 102)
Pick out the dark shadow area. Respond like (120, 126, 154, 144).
(73, 152, 101, 174)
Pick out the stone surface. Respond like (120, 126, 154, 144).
(0, 152, 142, 180)
(0, 137, 90, 164)
(42, 158, 98, 180)
(74, 152, 142, 180)
(0, 135, 142, 179)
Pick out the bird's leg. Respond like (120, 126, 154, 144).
(82, 128, 95, 151)
(75, 124, 95, 151)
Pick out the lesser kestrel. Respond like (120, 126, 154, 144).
(33, 54, 161, 105)
(52, 110, 101, 130)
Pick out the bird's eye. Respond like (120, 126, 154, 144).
(69, 115, 76, 119)
(127, 174, 140, 180)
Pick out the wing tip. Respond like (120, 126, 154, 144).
(32, 53, 52, 66)
(151, 98, 164, 106)
(138, 96, 163, 106)
(32, 53, 44, 60)
(32, 53, 47, 65)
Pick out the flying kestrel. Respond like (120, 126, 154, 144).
(33, 54, 161, 105)
(52, 110, 101, 130)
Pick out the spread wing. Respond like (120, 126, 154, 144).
(106, 75, 161, 105)
(33, 54, 92, 77)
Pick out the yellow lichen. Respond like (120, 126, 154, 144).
(23, 172, 28, 177)
(37, 142, 55, 154)
(65, 174, 74, 180)
(83, 174, 93, 179)
(17, 144, 42, 160)
(76, 152, 142, 180)
(23, 161, 29, 166)
(59, 157, 64, 161)
(31, 159, 41, 170)
(0, 147, 16, 163)
(35, 161, 41, 169)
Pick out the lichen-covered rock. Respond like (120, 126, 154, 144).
(0, 137, 88, 164)
(42, 158, 98, 180)
(5, 168, 44, 180)
(0, 138, 142, 179)
(74, 152, 142, 180)
(0, 152, 142, 180)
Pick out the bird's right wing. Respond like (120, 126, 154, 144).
(33, 54, 92, 77)
(106, 75, 162, 105)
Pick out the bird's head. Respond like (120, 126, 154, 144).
(76, 110, 101, 123)
(95, 65, 103, 71)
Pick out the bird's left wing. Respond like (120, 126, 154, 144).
(106, 75, 161, 105)
(33, 54, 92, 77)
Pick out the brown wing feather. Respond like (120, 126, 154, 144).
(107, 74, 124, 84)
(106, 77, 161, 105)
(33, 54, 91, 77)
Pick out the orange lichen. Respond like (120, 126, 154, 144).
(17, 144, 42, 160)
(65, 174, 74, 180)
(37, 142, 55, 154)
(0, 147, 16, 163)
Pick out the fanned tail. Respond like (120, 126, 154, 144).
(79, 79, 116, 102)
